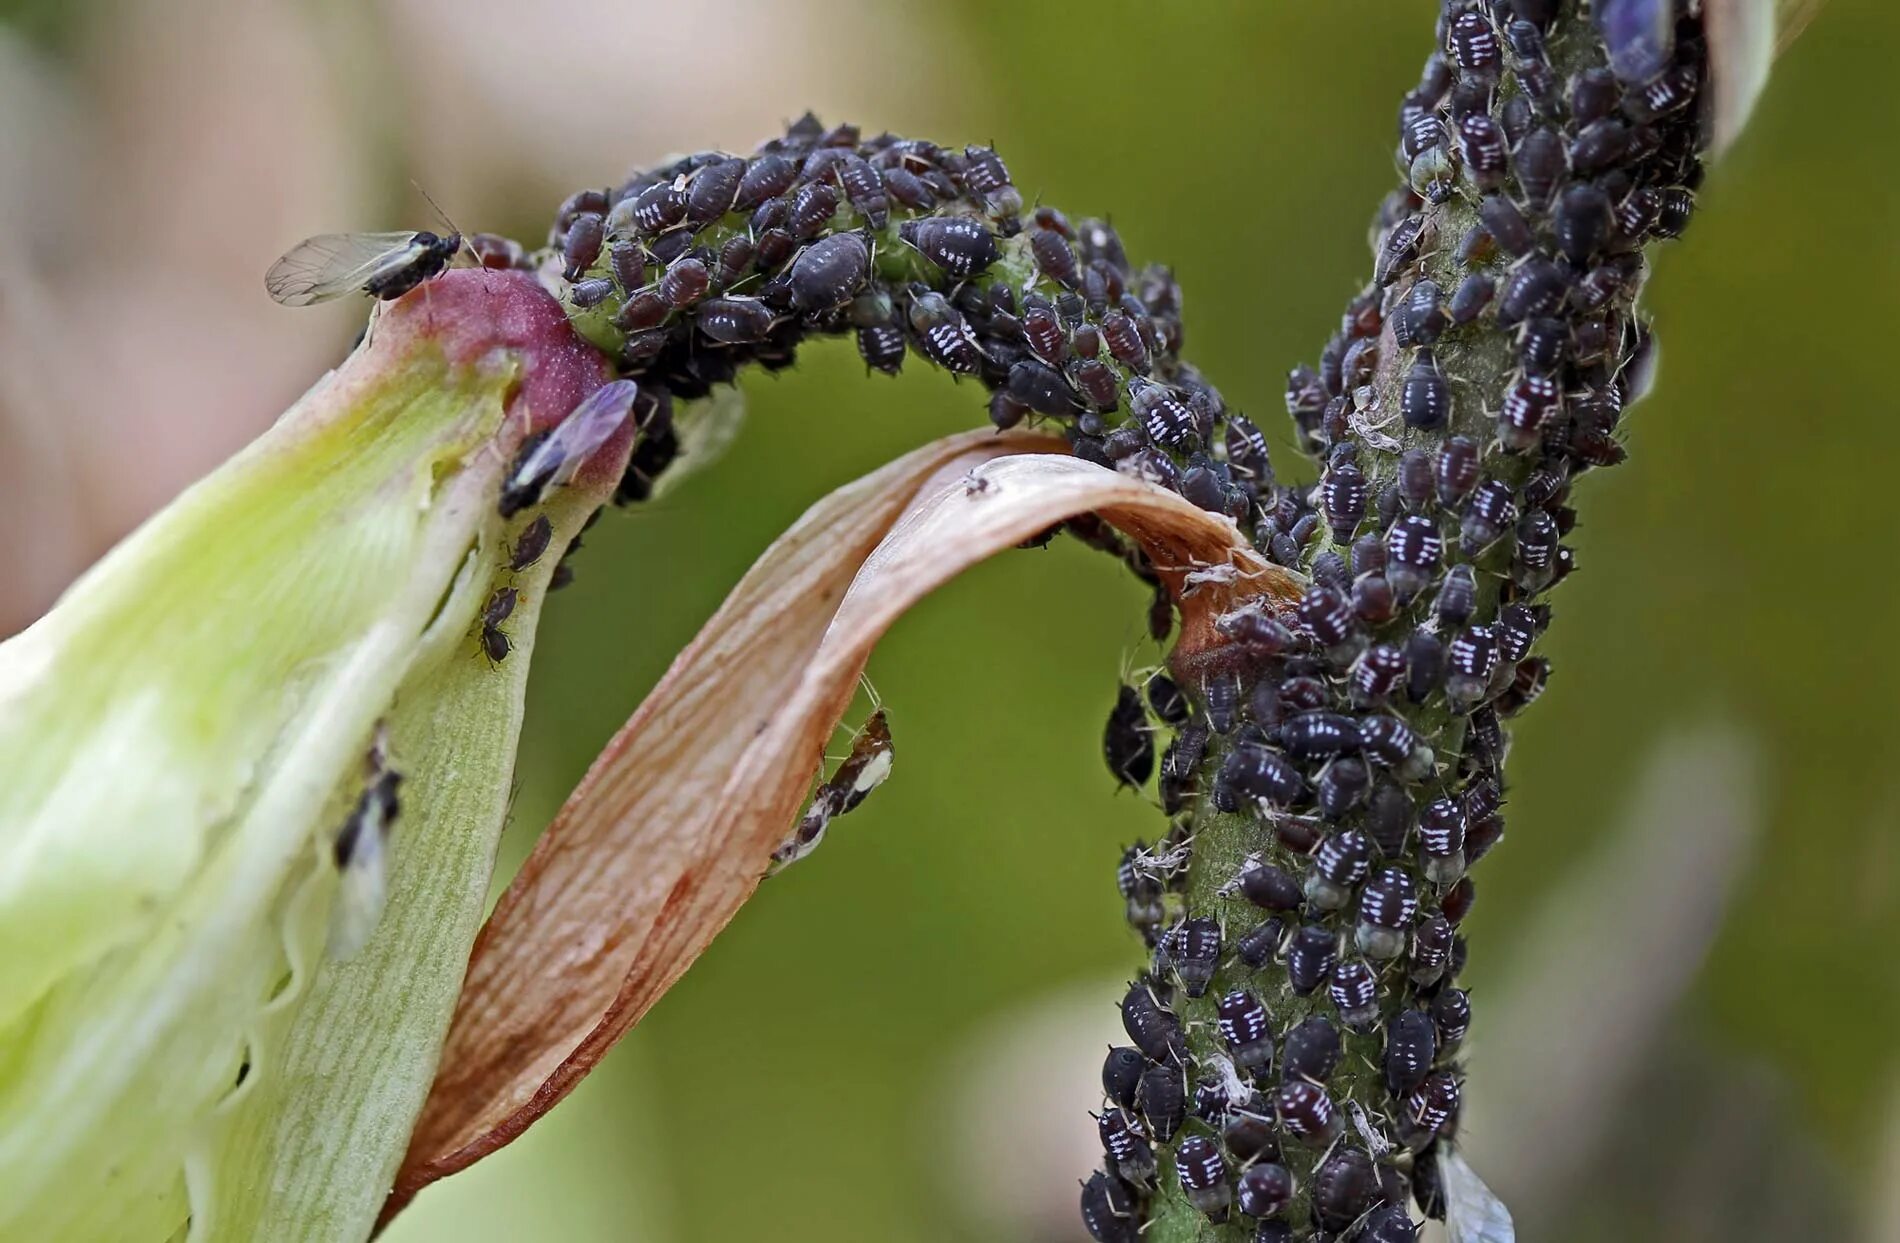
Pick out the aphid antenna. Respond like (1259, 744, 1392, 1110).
(410, 179, 474, 263)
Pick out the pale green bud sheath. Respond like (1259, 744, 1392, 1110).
(0, 269, 627, 1241)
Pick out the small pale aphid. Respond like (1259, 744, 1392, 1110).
(265, 230, 462, 306)
(769, 708, 894, 873)
(328, 724, 404, 958)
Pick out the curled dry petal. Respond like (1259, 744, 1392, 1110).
(390, 435, 1304, 1212)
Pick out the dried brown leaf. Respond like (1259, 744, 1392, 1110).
(388, 431, 1301, 1215)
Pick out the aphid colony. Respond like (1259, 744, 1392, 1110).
(509, 112, 1234, 514)
(263, 0, 1705, 1229)
(1081, 1, 1708, 1237)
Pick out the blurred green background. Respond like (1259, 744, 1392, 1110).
(1, 1, 1895, 1239)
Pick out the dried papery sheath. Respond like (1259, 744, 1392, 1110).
(0, 270, 628, 1242)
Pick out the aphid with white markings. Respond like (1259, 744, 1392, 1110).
(1360, 642, 1406, 710)
(499, 380, 640, 518)
(1286, 925, 1339, 996)
(899, 215, 1000, 278)
(1498, 656, 1551, 717)
(1132, 381, 1199, 449)
(1167, 916, 1222, 998)
(1236, 1162, 1295, 1221)
(1401, 349, 1451, 431)
(1446, 10, 1501, 80)
(1368, 714, 1428, 783)
(568, 276, 613, 309)
(1459, 113, 1509, 186)
(1121, 978, 1186, 1064)
(1317, 755, 1371, 819)
(907, 289, 982, 374)
(265, 229, 462, 306)
(1299, 584, 1357, 650)
(1097, 1107, 1157, 1183)
(1403, 1071, 1462, 1149)
(1385, 1007, 1439, 1098)
(1375, 213, 1427, 287)
(1328, 958, 1380, 1029)
(1410, 911, 1454, 985)
(1362, 1204, 1421, 1243)
(1497, 259, 1567, 330)
(1277, 1079, 1343, 1144)
(328, 725, 403, 958)
(1079, 1170, 1139, 1243)
(1217, 989, 1276, 1074)
(1283, 711, 1362, 762)
(1436, 436, 1482, 506)
(1203, 669, 1241, 735)
(1418, 796, 1469, 883)
(1434, 986, 1473, 1050)
(1313, 1148, 1378, 1232)
(1175, 1135, 1232, 1221)
(1384, 514, 1444, 600)
(1357, 866, 1419, 959)
(1460, 480, 1518, 554)
(1515, 510, 1559, 583)
(770, 708, 895, 872)
(1446, 624, 1498, 708)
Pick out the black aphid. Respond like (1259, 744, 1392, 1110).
(1104, 685, 1156, 789)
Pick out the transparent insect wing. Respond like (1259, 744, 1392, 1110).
(265, 231, 431, 306)
(1440, 1144, 1516, 1243)
(512, 379, 641, 494)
